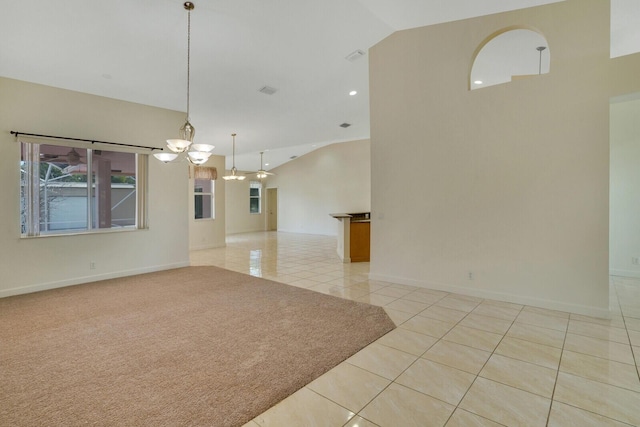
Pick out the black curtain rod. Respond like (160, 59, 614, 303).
(10, 131, 162, 151)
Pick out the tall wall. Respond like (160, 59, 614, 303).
(225, 176, 266, 235)
(0, 77, 191, 297)
(610, 95, 640, 277)
(369, 0, 640, 317)
(265, 140, 371, 236)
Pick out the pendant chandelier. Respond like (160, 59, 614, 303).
(222, 133, 246, 180)
(154, 2, 214, 165)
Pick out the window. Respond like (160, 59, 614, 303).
(194, 178, 214, 219)
(20, 142, 146, 237)
(249, 181, 261, 214)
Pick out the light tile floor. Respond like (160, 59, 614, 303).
(191, 232, 640, 427)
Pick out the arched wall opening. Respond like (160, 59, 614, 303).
(470, 27, 550, 90)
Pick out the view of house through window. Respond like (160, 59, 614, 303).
(194, 178, 214, 219)
(20, 142, 141, 236)
(249, 181, 261, 214)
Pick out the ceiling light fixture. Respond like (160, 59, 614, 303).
(474, 80, 483, 85)
(349, 90, 357, 96)
(154, 2, 214, 165)
(222, 133, 246, 181)
(253, 151, 275, 180)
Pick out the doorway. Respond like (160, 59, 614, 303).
(610, 93, 640, 279)
(266, 188, 278, 231)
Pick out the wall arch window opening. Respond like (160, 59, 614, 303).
(470, 28, 550, 90)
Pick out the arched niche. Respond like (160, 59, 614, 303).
(470, 27, 550, 90)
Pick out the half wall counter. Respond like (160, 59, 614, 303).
(330, 212, 370, 263)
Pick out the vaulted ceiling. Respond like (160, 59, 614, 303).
(1, 0, 637, 170)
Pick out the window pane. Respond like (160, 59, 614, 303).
(195, 195, 204, 219)
(38, 144, 89, 233)
(91, 150, 136, 228)
(20, 142, 140, 236)
(195, 194, 212, 219)
(195, 178, 212, 193)
(250, 198, 260, 213)
(249, 181, 261, 214)
(193, 179, 214, 220)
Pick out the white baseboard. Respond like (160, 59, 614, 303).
(0, 262, 191, 298)
(368, 272, 611, 319)
(190, 242, 227, 251)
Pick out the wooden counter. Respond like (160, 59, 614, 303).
(330, 212, 370, 263)
(349, 221, 370, 262)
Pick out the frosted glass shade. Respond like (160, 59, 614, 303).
(187, 151, 212, 165)
(167, 139, 192, 153)
(153, 152, 179, 163)
(190, 144, 215, 153)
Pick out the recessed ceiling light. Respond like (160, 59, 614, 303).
(474, 80, 483, 85)
(265, 163, 269, 166)
(349, 90, 357, 96)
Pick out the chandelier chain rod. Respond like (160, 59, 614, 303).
(186, 5, 191, 120)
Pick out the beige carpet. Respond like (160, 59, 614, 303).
(0, 266, 395, 426)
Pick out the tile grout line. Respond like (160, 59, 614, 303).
(346, 296, 466, 425)
(442, 303, 526, 426)
(543, 313, 568, 427)
(614, 283, 640, 385)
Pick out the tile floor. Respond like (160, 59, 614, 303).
(191, 232, 640, 427)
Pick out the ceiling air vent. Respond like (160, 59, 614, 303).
(340, 123, 351, 128)
(258, 85, 278, 95)
(345, 49, 365, 62)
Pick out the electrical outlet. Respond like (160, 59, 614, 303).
(468, 271, 474, 280)
(90, 261, 96, 270)
(633, 257, 640, 265)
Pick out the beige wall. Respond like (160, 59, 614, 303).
(0, 77, 191, 297)
(610, 95, 640, 277)
(369, 0, 640, 316)
(265, 140, 371, 236)
(189, 155, 227, 249)
(225, 177, 266, 235)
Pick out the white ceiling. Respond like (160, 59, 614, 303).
(1, 0, 637, 171)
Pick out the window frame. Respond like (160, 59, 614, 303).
(249, 181, 262, 214)
(19, 140, 148, 238)
(194, 177, 215, 220)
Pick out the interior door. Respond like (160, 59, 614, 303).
(267, 188, 278, 231)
